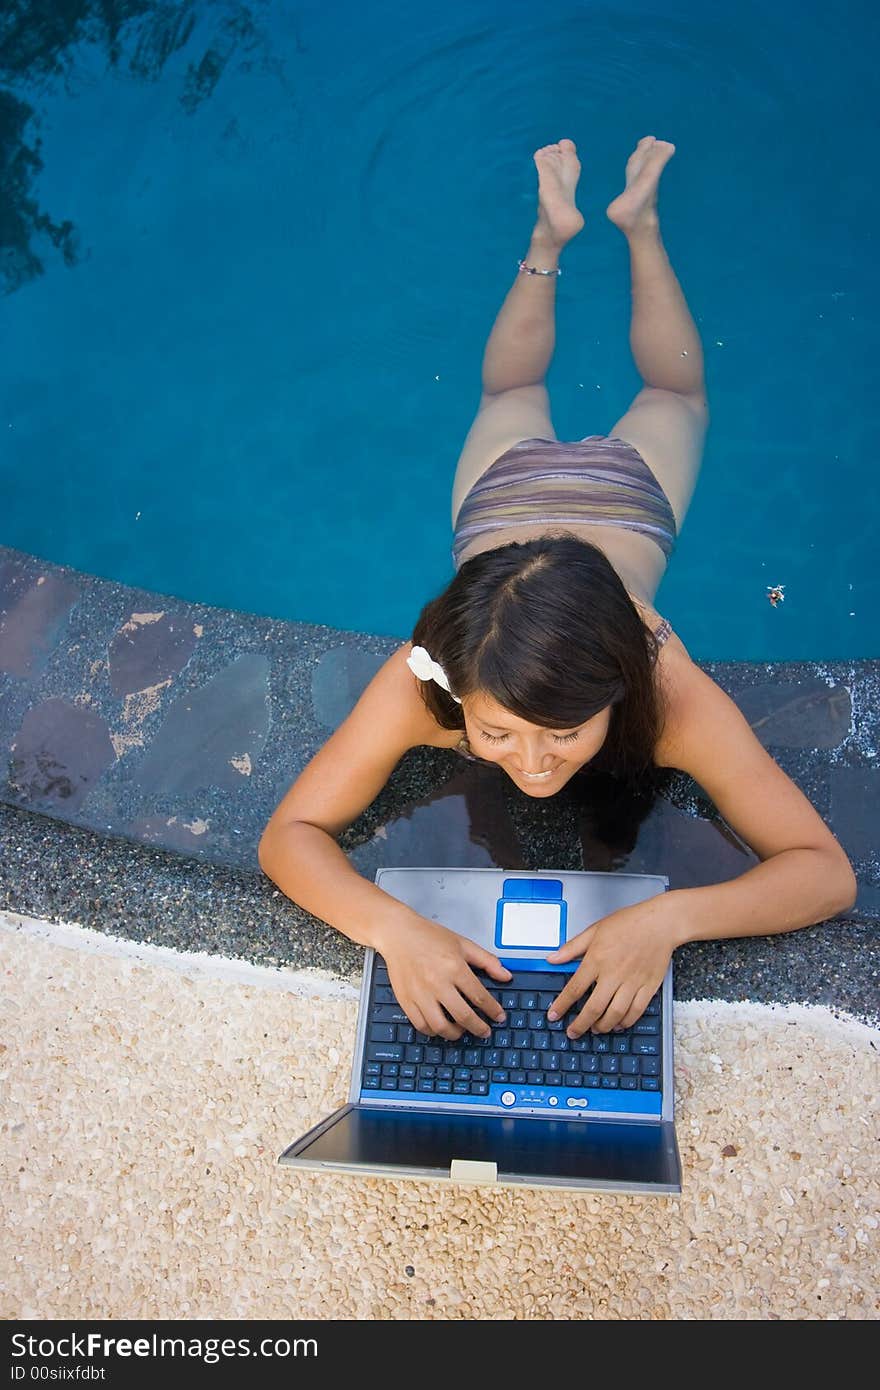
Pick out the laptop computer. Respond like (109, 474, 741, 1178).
(278, 867, 681, 1194)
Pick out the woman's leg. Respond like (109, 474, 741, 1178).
(607, 137, 709, 534)
(451, 140, 585, 527)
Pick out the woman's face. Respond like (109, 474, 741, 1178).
(462, 691, 613, 796)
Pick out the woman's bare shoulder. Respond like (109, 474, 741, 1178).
(383, 643, 461, 749)
(652, 632, 718, 769)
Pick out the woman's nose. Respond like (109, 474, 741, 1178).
(515, 740, 553, 771)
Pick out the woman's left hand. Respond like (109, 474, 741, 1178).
(545, 894, 680, 1034)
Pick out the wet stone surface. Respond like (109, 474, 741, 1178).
(734, 679, 852, 749)
(0, 543, 878, 1020)
(108, 611, 198, 697)
(0, 556, 80, 679)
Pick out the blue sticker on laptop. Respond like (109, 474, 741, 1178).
(494, 877, 567, 952)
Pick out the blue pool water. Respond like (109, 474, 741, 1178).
(1, 0, 877, 659)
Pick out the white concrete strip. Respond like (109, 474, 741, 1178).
(0, 907, 361, 1000)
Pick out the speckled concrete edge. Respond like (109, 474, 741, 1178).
(0, 908, 360, 1000)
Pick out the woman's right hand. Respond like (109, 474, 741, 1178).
(374, 916, 513, 1040)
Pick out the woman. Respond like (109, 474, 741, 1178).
(259, 137, 856, 1045)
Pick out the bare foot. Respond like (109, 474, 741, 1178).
(533, 139, 585, 247)
(606, 135, 675, 235)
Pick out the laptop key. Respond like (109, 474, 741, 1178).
(367, 1044, 403, 1062)
(600, 1056, 620, 1074)
(521, 993, 539, 1011)
(396, 1025, 415, 1044)
(633, 1039, 659, 1055)
(437, 1066, 453, 1080)
(365, 1062, 381, 1075)
(473, 1068, 489, 1081)
(400, 1064, 417, 1077)
(545, 1074, 563, 1086)
(491, 1069, 509, 1082)
(424, 1047, 443, 1064)
(620, 1076, 639, 1090)
(527, 1072, 544, 1084)
(363, 1076, 381, 1088)
(369, 1025, 395, 1043)
(641, 1077, 660, 1090)
(612, 1037, 630, 1054)
(453, 1081, 470, 1094)
(600, 1076, 620, 1088)
(471, 1083, 489, 1096)
(372, 1003, 407, 1022)
(520, 972, 569, 993)
(373, 986, 395, 1004)
(620, 1057, 639, 1075)
(399, 1079, 415, 1091)
(529, 1012, 546, 1030)
(405, 1046, 424, 1063)
(640, 1057, 661, 1076)
(510, 1070, 526, 1083)
(437, 1080, 452, 1092)
(463, 1050, 480, 1066)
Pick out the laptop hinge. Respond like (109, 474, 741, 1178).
(450, 1158, 498, 1185)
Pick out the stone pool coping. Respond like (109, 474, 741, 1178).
(1, 544, 878, 1022)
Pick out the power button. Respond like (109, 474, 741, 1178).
(500, 1090, 516, 1107)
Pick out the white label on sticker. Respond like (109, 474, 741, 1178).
(499, 901, 562, 947)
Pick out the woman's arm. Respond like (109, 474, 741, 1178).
(257, 644, 433, 949)
(257, 643, 512, 1038)
(657, 648, 858, 947)
(545, 646, 858, 1034)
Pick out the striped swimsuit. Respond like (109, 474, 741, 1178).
(452, 434, 678, 571)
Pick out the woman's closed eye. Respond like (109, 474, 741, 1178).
(479, 729, 580, 745)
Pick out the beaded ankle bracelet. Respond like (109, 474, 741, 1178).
(518, 258, 561, 277)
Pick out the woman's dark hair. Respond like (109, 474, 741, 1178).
(410, 535, 668, 788)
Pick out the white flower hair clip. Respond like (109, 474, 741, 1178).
(406, 645, 462, 703)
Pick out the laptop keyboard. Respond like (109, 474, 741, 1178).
(362, 961, 662, 1102)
